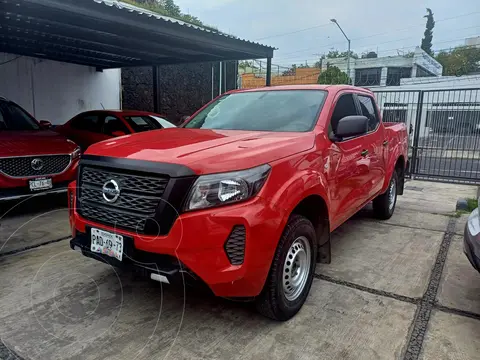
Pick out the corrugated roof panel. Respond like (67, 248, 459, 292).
(95, 0, 275, 50)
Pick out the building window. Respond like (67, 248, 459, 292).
(386, 67, 412, 86)
(354, 68, 382, 86)
(416, 66, 435, 77)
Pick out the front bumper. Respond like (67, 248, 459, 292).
(463, 208, 480, 272)
(69, 183, 286, 298)
(0, 159, 79, 201)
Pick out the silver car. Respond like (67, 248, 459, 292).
(464, 200, 480, 272)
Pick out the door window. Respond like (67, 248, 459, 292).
(102, 116, 130, 136)
(0, 101, 40, 130)
(70, 114, 101, 132)
(358, 95, 380, 132)
(330, 94, 358, 135)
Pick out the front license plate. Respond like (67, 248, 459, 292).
(91, 228, 124, 261)
(29, 178, 52, 191)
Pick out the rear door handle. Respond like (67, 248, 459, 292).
(361, 149, 369, 157)
(383, 140, 389, 146)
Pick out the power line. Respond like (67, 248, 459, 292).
(274, 36, 480, 63)
(254, 23, 331, 41)
(274, 26, 479, 61)
(270, 12, 480, 59)
(258, 10, 480, 46)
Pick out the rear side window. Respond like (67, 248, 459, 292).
(330, 94, 358, 135)
(124, 116, 162, 132)
(358, 95, 380, 132)
(71, 114, 101, 132)
(103, 116, 130, 135)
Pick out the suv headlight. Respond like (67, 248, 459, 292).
(184, 164, 271, 211)
(71, 146, 81, 160)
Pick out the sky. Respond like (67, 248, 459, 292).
(174, 0, 480, 68)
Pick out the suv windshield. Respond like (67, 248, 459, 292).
(0, 101, 40, 131)
(184, 90, 327, 132)
(124, 115, 176, 132)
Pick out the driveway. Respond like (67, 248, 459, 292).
(0, 181, 479, 360)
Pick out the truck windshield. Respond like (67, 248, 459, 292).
(0, 101, 40, 131)
(184, 90, 327, 132)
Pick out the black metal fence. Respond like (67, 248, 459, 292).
(373, 88, 480, 185)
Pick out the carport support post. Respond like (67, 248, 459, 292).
(266, 57, 272, 86)
(410, 90, 424, 177)
(152, 66, 161, 113)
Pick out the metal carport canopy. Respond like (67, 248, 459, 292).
(0, 0, 275, 69)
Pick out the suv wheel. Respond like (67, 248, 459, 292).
(256, 215, 317, 321)
(373, 170, 398, 220)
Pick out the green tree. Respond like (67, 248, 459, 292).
(120, 0, 218, 29)
(421, 8, 435, 56)
(317, 66, 349, 84)
(361, 51, 378, 59)
(436, 46, 480, 76)
(282, 64, 296, 75)
(161, 0, 181, 17)
(324, 50, 358, 59)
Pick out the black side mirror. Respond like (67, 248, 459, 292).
(39, 120, 52, 129)
(334, 115, 369, 140)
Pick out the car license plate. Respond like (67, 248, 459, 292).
(91, 228, 124, 261)
(29, 178, 52, 191)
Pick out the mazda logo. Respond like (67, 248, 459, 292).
(31, 158, 44, 171)
(102, 179, 120, 203)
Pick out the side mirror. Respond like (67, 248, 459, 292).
(39, 120, 52, 129)
(334, 115, 369, 139)
(111, 130, 126, 137)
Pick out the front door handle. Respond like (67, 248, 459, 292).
(383, 140, 389, 146)
(361, 149, 369, 157)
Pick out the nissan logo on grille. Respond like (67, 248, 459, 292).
(31, 158, 44, 171)
(102, 179, 120, 203)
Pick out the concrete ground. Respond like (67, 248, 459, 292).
(0, 180, 479, 360)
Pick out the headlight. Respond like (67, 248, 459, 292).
(71, 146, 81, 160)
(184, 164, 271, 211)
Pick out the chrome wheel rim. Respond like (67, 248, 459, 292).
(388, 178, 396, 211)
(283, 236, 311, 301)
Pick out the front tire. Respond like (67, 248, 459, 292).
(373, 170, 398, 220)
(256, 215, 317, 321)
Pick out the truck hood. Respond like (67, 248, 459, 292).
(0, 130, 77, 157)
(86, 128, 315, 174)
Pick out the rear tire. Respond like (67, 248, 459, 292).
(373, 170, 398, 220)
(255, 215, 317, 321)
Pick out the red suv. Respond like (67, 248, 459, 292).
(56, 110, 175, 151)
(0, 97, 80, 201)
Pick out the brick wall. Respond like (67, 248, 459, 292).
(241, 68, 321, 89)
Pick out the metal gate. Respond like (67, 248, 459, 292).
(373, 88, 480, 185)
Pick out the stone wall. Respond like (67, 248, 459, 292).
(122, 61, 237, 124)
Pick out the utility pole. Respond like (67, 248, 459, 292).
(330, 19, 351, 84)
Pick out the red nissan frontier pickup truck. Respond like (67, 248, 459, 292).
(68, 85, 408, 320)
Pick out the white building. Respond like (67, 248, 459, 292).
(371, 75, 480, 144)
(321, 47, 443, 87)
(465, 36, 480, 48)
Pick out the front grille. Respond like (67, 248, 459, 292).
(224, 226, 246, 265)
(78, 166, 169, 234)
(0, 155, 71, 177)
